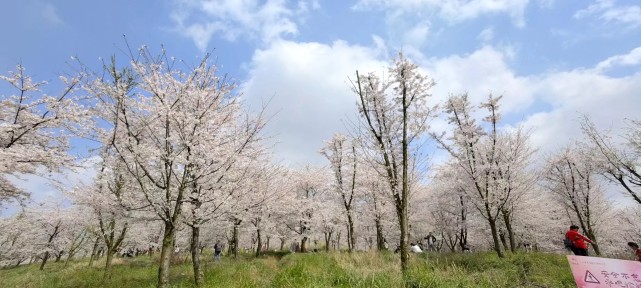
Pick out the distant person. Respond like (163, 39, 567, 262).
(628, 242, 641, 262)
(425, 232, 437, 252)
(290, 241, 299, 253)
(565, 225, 594, 256)
(214, 241, 222, 261)
(410, 243, 423, 253)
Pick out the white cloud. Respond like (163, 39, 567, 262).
(2, 157, 99, 216)
(575, 0, 641, 29)
(421, 44, 641, 157)
(240, 37, 641, 172)
(516, 50, 641, 154)
(478, 26, 494, 42)
(240, 41, 536, 166)
(424, 44, 641, 156)
(425, 45, 534, 114)
(170, 0, 319, 51)
(595, 46, 641, 71)
(353, 0, 530, 27)
(41, 3, 63, 26)
(574, 0, 614, 18)
(403, 21, 431, 48)
(241, 39, 388, 166)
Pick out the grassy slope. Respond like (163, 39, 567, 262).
(0, 251, 576, 288)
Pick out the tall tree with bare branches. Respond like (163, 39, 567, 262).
(351, 53, 435, 270)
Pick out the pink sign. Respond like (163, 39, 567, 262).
(567, 255, 641, 288)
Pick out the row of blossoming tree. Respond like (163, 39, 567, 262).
(1, 49, 640, 287)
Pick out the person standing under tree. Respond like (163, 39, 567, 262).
(214, 241, 222, 262)
(565, 225, 594, 256)
(424, 232, 437, 252)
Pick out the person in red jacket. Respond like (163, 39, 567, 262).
(628, 242, 641, 261)
(565, 225, 594, 256)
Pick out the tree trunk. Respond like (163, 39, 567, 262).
(104, 247, 115, 280)
(398, 206, 409, 271)
(459, 195, 468, 252)
(190, 225, 203, 287)
(345, 223, 352, 251)
(336, 231, 341, 250)
(255, 228, 262, 257)
(458, 227, 468, 252)
(233, 222, 240, 259)
(324, 231, 332, 252)
(488, 217, 505, 258)
(157, 222, 176, 288)
(89, 236, 100, 267)
(227, 232, 234, 255)
(502, 211, 516, 253)
(443, 232, 457, 252)
(103, 222, 128, 280)
(301, 237, 308, 253)
(64, 253, 73, 268)
(584, 228, 601, 256)
(14, 259, 23, 268)
(347, 213, 356, 253)
(400, 67, 410, 272)
(39, 251, 50, 271)
(499, 229, 509, 252)
(592, 241, 601, 255)
(375, 218, 385, 251)
(266, 236, 271, 251)
(280, 238, 285, 251)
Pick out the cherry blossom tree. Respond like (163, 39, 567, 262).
(433, 94, 535, 257)
(618, 206, 641, 244)
(351, 53, 436, 270)
(580, 116, 641, 205)
(494, 127, 536, 253)
(175, 82, 265, 286)
(0, 65, 87, 206)
(542, 147, 610, 256)
(67, 157, 141, 277)
(428, 163, 471, 252)
(70, 57, 139, 276)
(507, 189, 565, 253)
(84, 47, 266, 287)
(10, 202, 87, 271)
(321, 133, 360, 252)
(0, 212, 40, 267)
(284, 166, 328, 253)
(316, 195, 343, 251)
(57, 209, 92, 268)
(360, 167, 396, 251)
(245, 162, 290, 257)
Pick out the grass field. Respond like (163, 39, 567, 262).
(0, 251, 576, 287)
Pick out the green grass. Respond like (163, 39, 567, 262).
(0, 251, 575, 287)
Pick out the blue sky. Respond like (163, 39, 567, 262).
(2, 0, 641, 210)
